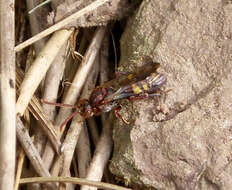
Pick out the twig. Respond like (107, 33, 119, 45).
(14, 146, 26, 190)
(14, 113, 30, 190)
(34, 40, 66, 154)
(15, 0, 111, 52)
(16, 69, 61, 154)
(19, 177, 132, 190)
(25, 8, 57, 187)
(86, 32, 110, 147)
(76, 126, 92, 178)
(99, 32, 110, 84)
(76, 56, 100, 178)
(99, 31, 110, 124)
(51, 115, 85, 177)
(16, 29, 73, 116)
(16, 117, 57, 190)
(0, 0, 16, 189)
(51, 54, 99, 178)
(80, 113, 114, 190)
(42, 26, 107, 170)
(87, 118, 100, 147)
(99, 33, 115, 184)
(84, 38, 112, 186)
(57, 27, 107, 132)
(26, 0, 48, 160)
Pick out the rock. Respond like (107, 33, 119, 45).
(109, 0, 232, 189)
(50, 0, 139, 27)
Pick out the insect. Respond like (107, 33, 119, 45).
(42, 57, 167, 129)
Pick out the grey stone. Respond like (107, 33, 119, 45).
(110, 0, 232, 189)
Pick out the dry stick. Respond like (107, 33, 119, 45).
(16, 29, 73, 116)
(26, 0, 50, 157)
(52, 31, 99, 190)
(16, 69, 61, 154)
(76, 125, 92, 178)
(50, 115, 85, 190)
(86, 34, 111, 148)
(99, 32, 110, 85)
(51, 60, 99, 178)
(14, 112, 31, 190)
(58, 27, 106, 133)
(51, 57, 99, 181)
(14, 0, 111, 52)
(81, 113, 114, 190)
(16, 1, 47, 188)
(0, 1, 16, 189)
(19, 177, 132, 190)
(51, 115, 84, 176)
(31, 22, 67, 190)
(99, 34, 115, 184)
(14, 146, 26, 190)
(99, 31, 110, 124)
(27, 93, 61, 154)
(42, 27, 107, 170)
(16, 117, 57, 190)
(36, 43, 66, 153)
(87, 118, 99, 147)
(25, 3, 65, 189)
(76, 57, 100, 179)
(30, 54, 65, 190)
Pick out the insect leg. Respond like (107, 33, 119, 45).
(128, 92, 161, 101)
(114, 105, 131, 125)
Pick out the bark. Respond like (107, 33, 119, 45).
(0, 1, 16, 189)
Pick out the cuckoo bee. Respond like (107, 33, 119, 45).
(42, 57, 167, 128)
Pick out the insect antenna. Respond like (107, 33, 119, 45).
(41, 99, 82, 131)
(41, 99, 77, 109)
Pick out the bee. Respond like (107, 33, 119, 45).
(42, 57, 167, 128)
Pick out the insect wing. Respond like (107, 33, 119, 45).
(102, 59, 160, 92)
(145, 73, 167, 93)
(99, 101, 118, 113)
(104, 73, 166, 102)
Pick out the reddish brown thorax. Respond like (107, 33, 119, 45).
(89, 87, 114, 106)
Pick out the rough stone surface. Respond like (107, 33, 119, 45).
(110, 0, 232, 189)
(49, 0, 139, 27)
